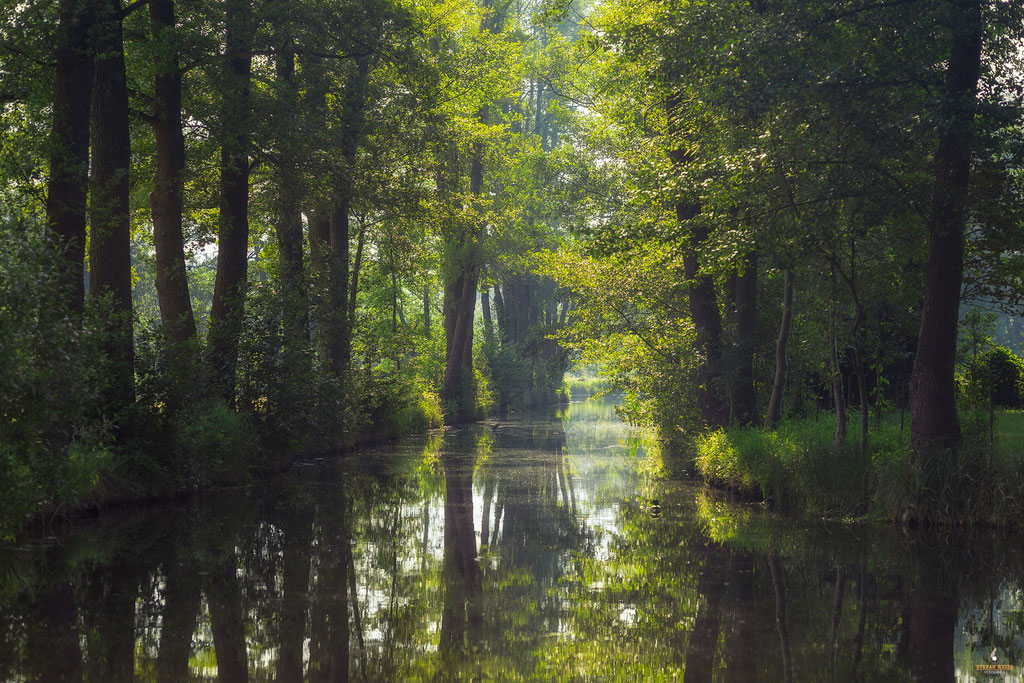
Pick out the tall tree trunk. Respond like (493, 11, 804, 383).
(830, 306, 847, 449)
(423, 283, 432, 337)
(328, 194, 351, 376)
(442, 108, 486, 420)
(493, 283, 507, 340)
(349, 219, 365, 323)
(309, 213, 331, 355)
(90, 0, 134, 413)
(208, 0, 253, 401)
(669, 94, 728, 427)
(481, 286, 494, 346)
(732, 253, 758, 424)
(150, 0, 196, 345)
(853, 334, 870, 460)
(47, 0, 94, 319)
(909, 0, 982, 452)
(274, 40, 308, 349)
(764, 269, 794, 429)
(326, 57, 370, 378)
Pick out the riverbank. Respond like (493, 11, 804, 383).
(691, 410, 1024, 526)
(7, 391, 445, 541)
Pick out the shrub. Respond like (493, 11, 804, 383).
(982, 346, 1024, 408)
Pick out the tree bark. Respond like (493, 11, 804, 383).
(46, 0, 94, 319)
(764, 269, 794, 429)
(493, 283, 507, 340)
(90, 0, 134, 413)
(481, 286, 494, 346)
(274, 40, 308, 349)
(328, 194, 351, 376)
(732, 253, 758, 424)
(909, 0, 982, 452)
(150, 0, 196, 345)
(208, 0, 253, 401)
(423, 283, 432, 337)
(441, 108, 486, 420)
(830, 306, 848, 449)
(326, 57, 370, 378)
(349, 219, 365, 323)
(669, 105, 729, 426)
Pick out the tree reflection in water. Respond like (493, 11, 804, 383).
(0, 398, 1021, 680)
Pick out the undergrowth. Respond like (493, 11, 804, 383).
(694, 409, 1024, 525)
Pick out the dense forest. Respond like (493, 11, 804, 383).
(2, 0, 1024, 532)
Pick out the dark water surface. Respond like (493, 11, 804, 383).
(2, 398, 1023, 681)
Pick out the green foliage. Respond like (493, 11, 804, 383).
(982, 346, 1024, 408)
(0, 221, 108, 530)
(696, 409, 1024, 526)
(694, 412, 897, 515)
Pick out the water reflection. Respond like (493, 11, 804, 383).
(1, 398, 1023, 680)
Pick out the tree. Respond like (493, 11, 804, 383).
(910, 0, 983, 452)
(208, 0, 254, 401)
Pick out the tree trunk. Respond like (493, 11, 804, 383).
(909, 0, 982, 452)
(309, 213, 331, 354)
(328, 195, 350, 376)
(494, 284, 507, 340)
(764, 269, 794, 429)
(326, 57, 370, 378)
(830, 307, 847, 449)
(150, 0, 196, 345)
(208, 0, 253, 401)
(274, 41, 308, 349)
(90, 0, 134, 413)
(673, 160, 728, 425)
(423, 283, 431, 337)
(854, 340, 870, 460)
(46, 0, 94, 319)
(481, 286, 494, 345)
(442, 108, 486, 420)
(732, 253, 758, 424)
(350, 219, 365, 323)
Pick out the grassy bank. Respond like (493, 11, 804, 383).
(3, 386, 444, 540)
(693, 410, 1024, 525)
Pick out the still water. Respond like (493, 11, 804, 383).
(1, 398, 1023, 681)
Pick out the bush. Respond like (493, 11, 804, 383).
(694, 412, 903, 516)
(982, 346, 1024, 408)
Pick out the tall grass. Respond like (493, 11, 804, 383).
(694, 410, 1024, 525)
